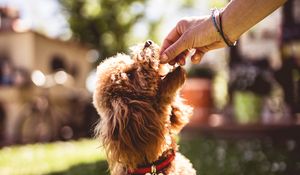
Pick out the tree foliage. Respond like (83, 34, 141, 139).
(60, 0, 148, 62)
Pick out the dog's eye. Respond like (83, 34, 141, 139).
(127, 72, 133, 79)
(126, 70, 135, 80)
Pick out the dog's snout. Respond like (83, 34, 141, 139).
(144, 40, 153, 48)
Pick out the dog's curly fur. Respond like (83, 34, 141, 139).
(93, 41, 196, 175)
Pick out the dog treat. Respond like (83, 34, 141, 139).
(158, 64, 171, 76)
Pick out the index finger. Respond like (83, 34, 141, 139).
(160, 26, 181, 55)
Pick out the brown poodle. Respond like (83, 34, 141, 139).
(93, 40, 196, 175)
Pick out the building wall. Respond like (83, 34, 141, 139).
(0, 31, 93, 145)
(33, 33, 91, 89)
(0, 87, 24, 144)
(0, 31, 91, 88)
(0, 31, 35, 69)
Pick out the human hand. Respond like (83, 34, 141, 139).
(160, 16, 226, 65)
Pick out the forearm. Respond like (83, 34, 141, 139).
(222, 0, 287, 42)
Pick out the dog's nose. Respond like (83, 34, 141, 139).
(144, 40, 153, 48)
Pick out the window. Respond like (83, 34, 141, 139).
(50, 55, 66, 72)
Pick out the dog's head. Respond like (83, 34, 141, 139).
(94, 40, 161, 109)
(93, 41, 187, 170)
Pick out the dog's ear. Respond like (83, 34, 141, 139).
(170, 97, 193, 134)
(96, 97, 166, 169)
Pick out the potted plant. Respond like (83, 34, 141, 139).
(181, 65, 214, 127)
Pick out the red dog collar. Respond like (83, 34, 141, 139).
(127, 150, 175, 175)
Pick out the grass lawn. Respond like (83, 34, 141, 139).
(0, 139, 109, 175)
(1, 136, 299, 175)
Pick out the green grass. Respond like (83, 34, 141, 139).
(0, 139, 108, 175)
(1, 137, 299, 175)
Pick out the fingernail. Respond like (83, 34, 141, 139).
(179, 58, 185, 66)
(191, 57, 199, 64)
(160, 53, 168, 62)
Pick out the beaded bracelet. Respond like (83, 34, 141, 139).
(211, 8, 236, 47)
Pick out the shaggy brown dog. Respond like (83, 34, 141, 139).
(93, 40, 196, 175)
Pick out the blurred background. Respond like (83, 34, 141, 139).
(0, 0, 299, 175)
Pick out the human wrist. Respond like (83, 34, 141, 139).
(206, 15, 224, 45)
(212, 8, 237, 47)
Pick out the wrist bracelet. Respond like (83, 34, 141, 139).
(211, 8, 236, 47)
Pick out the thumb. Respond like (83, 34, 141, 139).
(160, 33, 190, 63)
